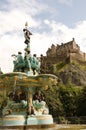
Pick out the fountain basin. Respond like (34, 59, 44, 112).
(2, 114, 53, 126)
(27, 115, 53, 125)
(2, 115, 25, 126)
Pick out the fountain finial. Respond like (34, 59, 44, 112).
(25, 21, 28, 29)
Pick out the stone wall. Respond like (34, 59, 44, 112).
(46, 38, 86, 61)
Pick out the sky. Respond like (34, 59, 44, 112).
(0, 0, 86, 73)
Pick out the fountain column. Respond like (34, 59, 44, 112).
(27, 87, 33, 115)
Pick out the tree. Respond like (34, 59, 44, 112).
(42, 85, 64, 117)
(58, 82, 80, 117)
(77, 86, 86, 116)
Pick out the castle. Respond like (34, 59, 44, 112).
(40, 38, 86, 73)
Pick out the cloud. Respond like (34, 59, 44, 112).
(1, 0, 50, 16)
(58, 0, 73, 5)
(0, 0, 86, 73)
(0, 10, 40, 36)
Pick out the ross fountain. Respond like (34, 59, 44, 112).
(0, 22, 58, 129)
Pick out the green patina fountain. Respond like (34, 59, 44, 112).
(0, 22, 57, 129)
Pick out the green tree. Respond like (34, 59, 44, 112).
(42, 85, 64, 117)
(77, 86, 86, 116)
(58, 82, 80, 117)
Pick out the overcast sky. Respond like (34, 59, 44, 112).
(0, 0, 86, 73)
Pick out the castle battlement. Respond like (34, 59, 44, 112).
(46, 38, 86, 61)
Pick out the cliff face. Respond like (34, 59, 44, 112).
(40, 61, 86, 86)
(58, 63, 86, 86)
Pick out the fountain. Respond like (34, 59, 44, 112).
(0, 22, 58, 129)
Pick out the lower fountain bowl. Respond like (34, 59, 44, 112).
(2, 115, 25, 126)
(27, 115, 53, 125)
(1, 114, 54, 126)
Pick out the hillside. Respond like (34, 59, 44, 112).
(53, 62, 86, 86)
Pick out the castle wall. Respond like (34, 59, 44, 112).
(83, 53, 86, 61)
(47, 44, 57, 57)
(70, 53, 84, 61)
(45, 39, 86, 66)
(72, 41, 80, 50)
(79, 51, 84, 56)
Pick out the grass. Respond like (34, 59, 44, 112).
(53, 62, 67, 73)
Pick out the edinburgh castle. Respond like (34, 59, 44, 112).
(40, 38, 86, 73)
